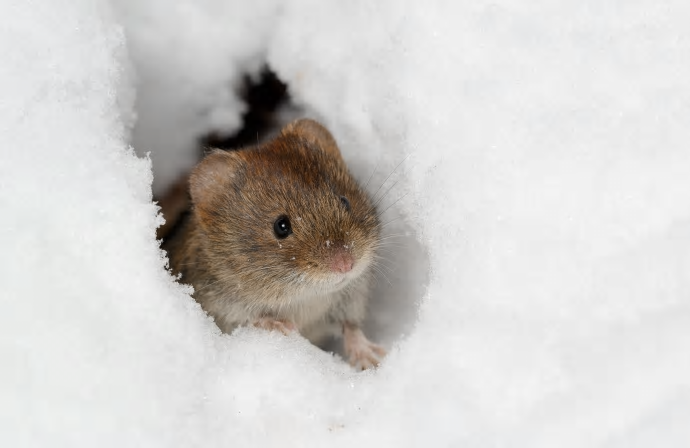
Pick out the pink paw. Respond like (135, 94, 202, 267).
(253, 317, 297, 336)
(343, 323, 386, 370)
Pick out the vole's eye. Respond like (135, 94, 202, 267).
(340, 196, 351, 212)
(273, 215, 292, 239)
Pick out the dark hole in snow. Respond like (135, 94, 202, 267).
(201, 67, 289, 152)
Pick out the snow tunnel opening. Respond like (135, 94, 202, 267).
(201, 67, 290, 151)
(155, 65, 426, 362)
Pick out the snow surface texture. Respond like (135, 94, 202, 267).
(112, 0, 281, 195)
(2, 0, 690, 447)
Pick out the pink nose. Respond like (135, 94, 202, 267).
(331, 251, 354, 273)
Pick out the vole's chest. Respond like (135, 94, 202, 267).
(280, 291, 341, 328)
(283, 291, 345, 345)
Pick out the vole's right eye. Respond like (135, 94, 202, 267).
(273, 215, 292, 239)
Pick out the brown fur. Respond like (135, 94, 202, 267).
(163, 119, 385, 368)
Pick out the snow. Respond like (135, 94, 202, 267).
(2, 0, 690, 447)
(111, 0, 281, 195)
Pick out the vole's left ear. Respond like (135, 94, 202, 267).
(189, 149, 240, 208)
(282, 118, 343, 162)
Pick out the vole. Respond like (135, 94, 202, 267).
(162, 119, 386, 369)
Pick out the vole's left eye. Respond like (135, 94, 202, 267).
(273, 215, 292, 239)
(340, 196, 351, 212)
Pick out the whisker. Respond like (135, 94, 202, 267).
(374, 237, 404, 245)
(375, 235, 406, 242)
(373, 241, 406, 249)
(374, 262, 396, 273)
(376, 232, 407, 240)
(375, 242, 400, 250)
(373, 243, 407, 252)
(372, 251, 398, 261)
(363, 159, 379, 191)
(371, 264, 393, 287)
(373, 180, 400, 209)
(377, 192, 409, 216)
(371, 261, 395, 275)
(370, 154, 410, 203)
(373, 248, 399, 256)
(380, 217, 403, 228)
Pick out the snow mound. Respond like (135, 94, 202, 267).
(2, 0, 690, 447)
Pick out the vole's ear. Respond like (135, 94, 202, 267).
(282, 118, 343, 161)
(189, 149, 239, 207)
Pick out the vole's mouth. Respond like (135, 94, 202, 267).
(320, 273, 351, 292)
(329, 274, 347, 286)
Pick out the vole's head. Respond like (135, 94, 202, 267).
(189, 119, 380, 303)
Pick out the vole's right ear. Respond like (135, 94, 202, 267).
(282, 119, 344, 162)
(189, 150, 239, 206)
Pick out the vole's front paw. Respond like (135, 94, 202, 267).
(253, 317, 297, 336)
(343, 323, 386, 370)
(348, 340, 386, 370)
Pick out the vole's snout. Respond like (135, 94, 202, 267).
(330, 248, 354, 273)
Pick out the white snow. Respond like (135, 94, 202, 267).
(111, 0, 281, 195)
(2, 0, 690, 447)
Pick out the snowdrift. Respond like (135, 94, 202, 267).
(2, 1, 690, 447)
